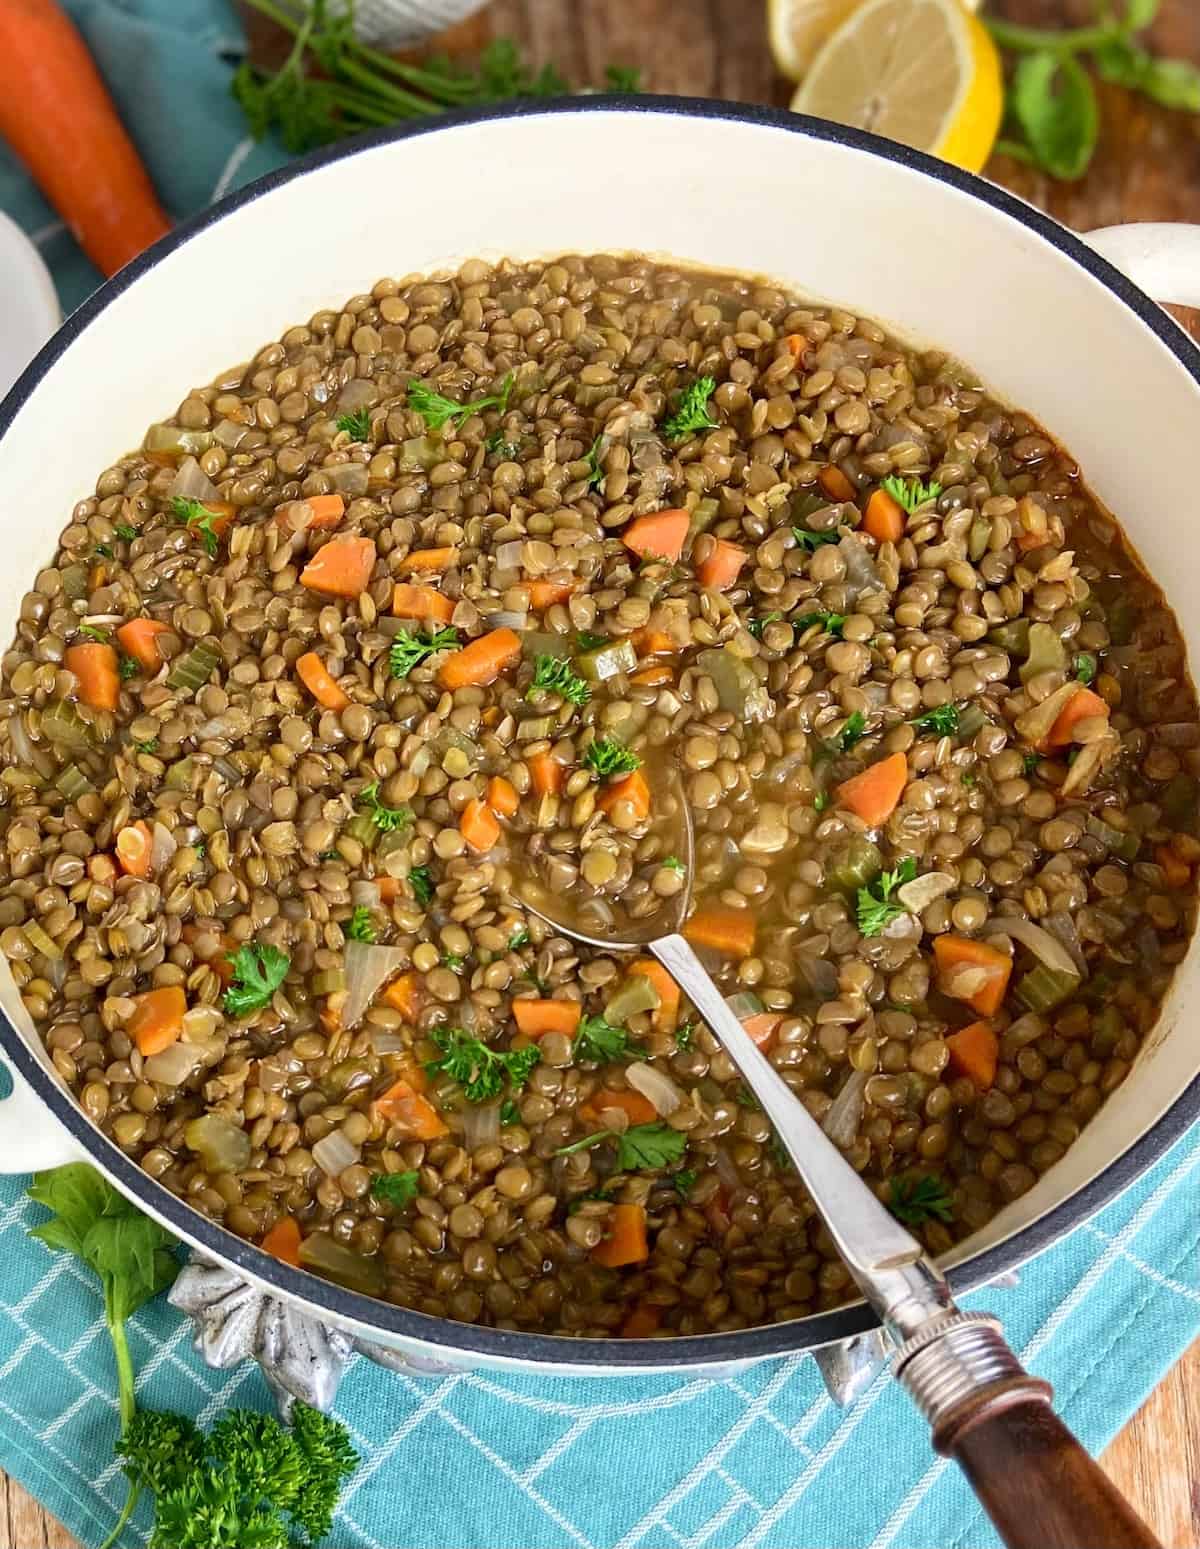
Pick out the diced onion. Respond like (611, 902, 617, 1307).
(822, 1069, 868, 1148)
(313, 1129, 361, 1177)
(8, 716, 36, 766)
(184, 1115, 250, 1173)
(484, 609, 529, 631)
(494, 541, 525, 571)
(1014, 681, 1080, 748)
(336, 379, 377, 415)
(150, 821, 177, 876)
(169, 456, 220, 505)
(22, 921, 62, 961)
(351, 880, 381, 910)
(462, 1102, 501, 1150)
(1002, 1014, 1047, 1052)
(713, 1146, 741, 1195)
(981, 916, 1078, 978)
(724, 991, 764, 1020)
(796, 952, 839, 1001)
(370, 1029, 406, 1055)
(144, 1041, 206, 1085)
(342, 941, 407, 1030)
(212, 418, 251, 450)
(897, 871, 955, 913)
(1042, 911, 1088, 976)
(626, 1061, 684, 1117)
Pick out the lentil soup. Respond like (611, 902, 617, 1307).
(2, 254, 1197, 1339)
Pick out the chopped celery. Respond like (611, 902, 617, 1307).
(604, 973, 661, 1025)
(575, 636, 637, 682)
(311, 968, 347, 996)
(987, 619, 1031, 657)
(689, 497, 720, 538)
(166, 643, 220, 694)
(344, 812, 379, 850)
(397, 436, 443, 472)
(145, 424, 214, 457)
(516, 715, 556, 742)
(2, 766, 43, 790)
(298, 1232, 386, 1296)
(1015, 962, 1081, 1014)
(1019, 622, 1067, 684)
(54, 763, 94, 801)
(42, 699, 92, 751)
(1090, 1005, 1125, 1055)
(1085, 813, 1139, 862)
(825, 835, 884, 894)
(320, 1056, 373, 1099)
(696, 646, 766, 717)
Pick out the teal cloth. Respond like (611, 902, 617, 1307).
(2, 6, 1200, 1546)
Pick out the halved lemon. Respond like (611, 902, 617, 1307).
(768, 0, 868, 82)
(789, 0, 1002, 174)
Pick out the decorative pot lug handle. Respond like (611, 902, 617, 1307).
(0, 947, 84, 1173)
(1084, 223, 1200, 311)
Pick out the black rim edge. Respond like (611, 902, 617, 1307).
(3, 94, 1200, 1368)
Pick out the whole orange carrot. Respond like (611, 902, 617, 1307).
(0, 0, 170, 275)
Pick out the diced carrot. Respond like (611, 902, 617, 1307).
(631, 627, 676, 657)
(529, 751, 565, 795)
(512, 998, 582, 1038)
(295, 651, 350, 711)
(742, 1012, 783, 1050)
(377, 877, 400, 903)
(1014, 530, 1046, 554)
(630, 959, 680, 1034)
(835, 752, 909, 828)
(389, 1054, 429, 1095)
(115, 821, 153, 878)
(438, 628, 522, 691)
(460, 797, 501, 853)
(398, 547, 458, 575)
(579, 1089, 658, 1127)
(697, 539, 747, 592)
(299, 536, 376, 598)
(128, 985, 186, 1058)
(622, 509, 690, 563)
(64, 642, 120, 711)
(783, 334, 808, 363)
(527, 579, 576, 610)
(486, 776, 519, 818)
(318, 999, 341, 1037)
(391, 582, 454, 624)
(818, 465, 856, 502)
(275, 494, 345, 531)
(382, 971, 425, 1021)
(116, 618, 168, 673)
(863, 488, 905, 544)
(372, 1079, 448, 1139)
(620, 1303, 661, 1339)
(946, 1021, 1000, 1091)
(1044, 687, 1109, 750)
(597, 769, 651, 820)
(933, 935, 1013, 1018)
(683, 905, 756, 958)
(1157, 845, 1192, 889)
(260, 1216, 302, 1268)
(89, 560, 108, 591)
(181, 500, 235, 545)
(592, 1203, 649, 1268)
(630, 664, 674, 687)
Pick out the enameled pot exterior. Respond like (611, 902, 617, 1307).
(2, 99, 1200, 1378)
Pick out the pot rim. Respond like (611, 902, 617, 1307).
(4, 94, 1200, 1366)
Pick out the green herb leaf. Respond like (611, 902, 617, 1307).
(132, 737, 159, 755)
(813, 791, 831, 812)
(357, 781, 414, 833)
(793, 610, 846, 638)
(94, 543, 114, 558)
(583, 737, 642, 777)
(769, 1133, 794, 1173)
(1023, 751, 1041, 775)
(500, 1098, 521, 1126)
(889, 1172, 954, 1226)
(170, 496, 222, 558)
(408, 372, 513, 432)
(508, 926, 530, 950)
(371, 1170, 419, 1208)
(856, 856, 918, 937)
(735, 1083, 762, 1110)
(223, 942, 290, 1018)
(528, 654, 591, 706)
(675, 1021, 694, 1051)
(389, 624, 460, 679)
(1075, 652, 1098, 685)
(660, 376, 718, 441)
(78, 624, 111, 643)
(662, 855, 687, 875)
(910, 703, 960, 736)
(838, 710, 867, 751)
(583, 432, 606, 490)
(575, 630, 608, 652)
(616, 1123, 688, 1171)
(118, 655, 139, 681)
(1009, 50, 1100, 182)
(425, 1028, 539, 1103)
(484, 430, 522, 459)
(335, 407, 372, 441)
(792, 527, 842, 552)
(114, 523, 138, 542)
(442, 952, 466, 972)
(345, 905, 376, 943)
(575, 1014, 630, 1064)
(673, 1169, 697, 1197)
(746, 611, 783, 639)
(880, 476, 942, 514)
(408, 865, 434, 906)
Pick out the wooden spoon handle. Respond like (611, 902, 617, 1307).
(935, 1378, 1161, 1549)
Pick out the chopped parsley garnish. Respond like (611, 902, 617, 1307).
(813, 792, 831, 812)
(1075, 652, 1098, 685)
(78, 624, 111, 643)
(794, 610, 846, 638)
(508, 927, 530, 950)
(673, 1169, 697, 1197)
(223, 942, 290, 1018)
(583, 433, 606, 490)
(1022, 751, 1040, 776)
(442, 952, 466, 972)
(93, 543, 113, 558)
(408, 372, 513, 432)
(961, 771, 978, 788)
(675, 1021, 695, 1052)
(389, 624, 460, 679)
(660, 376, 718, 441)
(132, 738, 158, 755)
(528, 654, 590, 706)
(335, 407, 372, 441)
(792, 527, 841, 552)
(499, 1098, 521, 1126)
(371, 1170, 419, 1208)
(114, 523, 138, 541)
(662, 855, 687, 875)
(556, 1122, 687, 1171)
(408, 865, 434, 906)
(856, 857, 918, 937)
(735, 1083, 762, 1110)
(575, 630, 607, 652)
(889, 1172, 954, 1226)
(357, 781, 414, 833)
(484, 430, 522, 459)
(566, 1186, 618, 1215)
(345, 906, 376, 943)
(911, 703, 960, 736)
(838, 711, 868, 751)
(170, 495, 222, 557)
(769, 1133, 794, 1172)
(425, 1028, 539, 1103)
(583, 737, 642, 777)
(747, 612, 783, 640)
(881, 476, 942, 514)
(574, 1015, 630, 1065)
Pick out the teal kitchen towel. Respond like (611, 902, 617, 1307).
(2, 4, 1200, 1546)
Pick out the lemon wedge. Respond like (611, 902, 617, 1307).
(789, 0, 1002, 173)
(768, 0, 868, 82)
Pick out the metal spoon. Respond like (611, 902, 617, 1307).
(520, 791, 1159, 1549)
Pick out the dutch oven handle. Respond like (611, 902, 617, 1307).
(0, 950, 83, 1173)
(1084, 222, 1200, 310)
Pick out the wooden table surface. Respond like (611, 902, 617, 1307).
(5, 0, 1200, 1544)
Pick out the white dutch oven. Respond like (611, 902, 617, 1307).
(2, 100, 1200, 1386)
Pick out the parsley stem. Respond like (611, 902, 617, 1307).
(985, 17, 1116, 52)
(98, 1288, 139, 1549)
(555, 1129, 611, 1156)
(337, 54, 442, 115)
